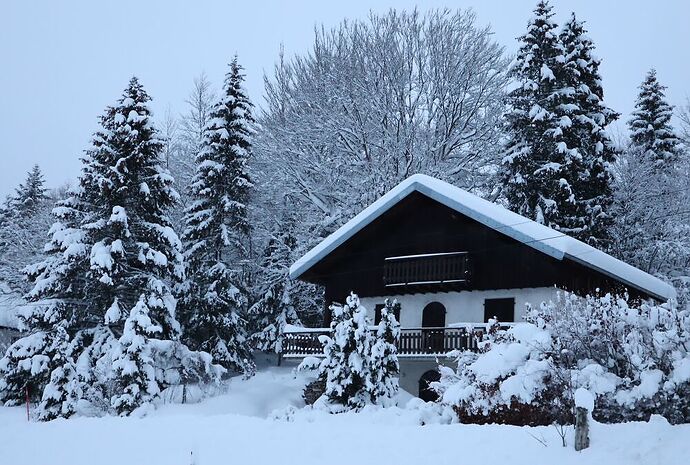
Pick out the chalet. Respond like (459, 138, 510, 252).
(285, 174, 675, 400)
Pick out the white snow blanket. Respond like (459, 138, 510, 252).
(0, 365, 687, 465)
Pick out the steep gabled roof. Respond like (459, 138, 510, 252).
(290, 174, 675, 302)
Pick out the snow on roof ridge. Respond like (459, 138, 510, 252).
(290, 174, 675, 301)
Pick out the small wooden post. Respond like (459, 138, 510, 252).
(574, 407, 590, 451)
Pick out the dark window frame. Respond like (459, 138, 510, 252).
(483, 297, 515, 323)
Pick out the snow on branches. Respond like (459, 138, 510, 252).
(435, 292, 690, 425)
(316, 293, 400, 410)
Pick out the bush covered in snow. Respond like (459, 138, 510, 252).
(531, 293, 690, 424)
(436, 320, 573, 426)
(436, 292, 690, 425)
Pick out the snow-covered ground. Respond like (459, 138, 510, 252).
(0, 364, 688, 465)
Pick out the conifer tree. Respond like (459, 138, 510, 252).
(553, 13, 618, 247)
(110, 296, 161, 415)
(319, 293, 373, 409)
(78, 77, 211, 412)
(249, 214, 301, 359)
(0, 165, 53, 294)
(36, 327, 81, 421)
(370, 299, 400, 404)
(2, 77, 221, 417)
(502, 1, 566, 227)
(81, 77, 183, 338)
(0, 300, 74, 406)
(628, 69, 681, 168)
(5, 165, 48, 218)
(0, 191, 86, 406)
(179, 57, 255, 375)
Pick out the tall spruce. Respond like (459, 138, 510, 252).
(179, 57, 255, 375)
(79, 77, 184, 341)
(502, 3, 618, 246)
(502, 1, 566, 227)
(1, 77, 221, 418)
(553, 13, 618, 247)
(628, 69, 681, 169)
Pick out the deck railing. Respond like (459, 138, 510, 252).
(283, 324, 503, 358)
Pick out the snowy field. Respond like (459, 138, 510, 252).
(0, 365, 688, 465)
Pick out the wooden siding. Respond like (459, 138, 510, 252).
(299, 192, 647, 324)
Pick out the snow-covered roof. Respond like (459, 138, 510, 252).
(290, 174, 675, 302)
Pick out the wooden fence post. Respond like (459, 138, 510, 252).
(574, 406, 590, 451)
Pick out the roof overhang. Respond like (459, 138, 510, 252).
(290, 174, 676, 302)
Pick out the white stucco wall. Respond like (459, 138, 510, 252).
(360, 287, 560, 327)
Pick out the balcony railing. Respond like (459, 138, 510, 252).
(383, 252, 471, 288)
(282, 324, 504, 358)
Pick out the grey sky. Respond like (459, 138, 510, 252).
(2, 0, 689, 197)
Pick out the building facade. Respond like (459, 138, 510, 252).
(286, 174, 675, 399)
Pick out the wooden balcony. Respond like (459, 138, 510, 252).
(383, 252, 471, 288)
(282, 325, 500, 358)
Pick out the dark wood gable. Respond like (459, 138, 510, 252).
(300, 191, 647, 308)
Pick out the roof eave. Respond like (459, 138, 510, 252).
(564, 252, 675, 302)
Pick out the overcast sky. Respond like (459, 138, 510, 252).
(2, 0, 689, 197)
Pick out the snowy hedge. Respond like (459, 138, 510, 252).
(436, 292, 690, 425)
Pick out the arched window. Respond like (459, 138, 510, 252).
(422, 302, 446, 352)
(419, 369, 441, 402)
(422, 302, 446, 328)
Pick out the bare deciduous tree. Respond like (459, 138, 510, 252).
(254, 9, 510, 245)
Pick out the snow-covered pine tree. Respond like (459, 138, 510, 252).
(3, 78, 221, 418)
(36, 326, 81, 421)
(179, 57, 255, 375)
(612, 70, 689, 282)
(3, 164, 48, 218)
(319, 293, 374, 409)
(0, 301, 75, 406)
(370, 299, 400, 405)
(78, 77, 218, 413)
(0, 190, 87, 406)
(0, 165, 54, 295)
(81, 77, 183, 338)
(110, 295, 161, 416)
(249, 214, 300, 360)
(628, 69, 681, 169)
(502, 1, 568, 228)
(553, 14, 618, 247)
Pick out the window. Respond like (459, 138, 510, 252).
(374, 303, 400, 325)
(483, 298, 515, 323)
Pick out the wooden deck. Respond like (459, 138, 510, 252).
(283, 325, 500, 358)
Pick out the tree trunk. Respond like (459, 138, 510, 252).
(574, 407, 590, 451)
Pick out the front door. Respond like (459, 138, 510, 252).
(419, 369, 441, 402)
(422, 302, 446, 352)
